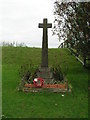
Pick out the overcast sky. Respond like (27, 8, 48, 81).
(0, 0, 61, 48)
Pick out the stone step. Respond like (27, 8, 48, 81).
(36, 67, 54, 83)
(38, 67, 51, 71)
(43, 79, 54, 84)
(37, 73, 53, 79)
(23, 87, 68, 93)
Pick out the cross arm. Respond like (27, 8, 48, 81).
(38, 23, 43, 28)
(38, 23, 52, 28)
(47, 24, 52, 28)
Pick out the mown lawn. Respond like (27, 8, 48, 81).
(2, 47, 88, 118)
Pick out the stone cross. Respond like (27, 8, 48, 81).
(38, 18, 52, 67)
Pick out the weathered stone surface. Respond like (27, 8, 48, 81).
(36, 67, 54, 84)
(38, 18, 53, 83)
(23, 87, 69, 93)
(38, 18, 52, 67)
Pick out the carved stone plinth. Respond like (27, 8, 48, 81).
(36, 67, 54, 84)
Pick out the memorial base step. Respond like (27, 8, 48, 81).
(36, 67, 54, 83)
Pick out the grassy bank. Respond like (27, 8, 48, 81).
(2, 47, 88, 118)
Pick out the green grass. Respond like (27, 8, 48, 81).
(2, 47, 88, 118)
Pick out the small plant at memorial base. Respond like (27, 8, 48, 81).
(51, 65, 64, 83)
(52, 53, 68, 82)
(18, 63, 38, 91)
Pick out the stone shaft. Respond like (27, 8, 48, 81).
(38, 18, 52, 67)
